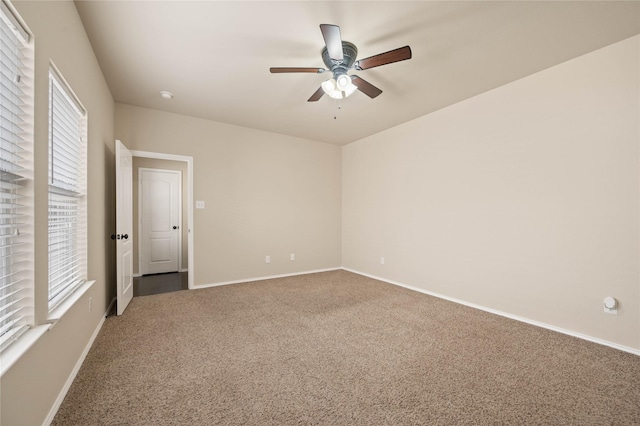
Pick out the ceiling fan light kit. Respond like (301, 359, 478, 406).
(321, 74, 357, 99)
(270, 24, 412, 102)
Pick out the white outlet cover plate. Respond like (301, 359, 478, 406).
(196, 200, 205, 209)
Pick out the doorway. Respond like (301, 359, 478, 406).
(131, 150, 194, 291)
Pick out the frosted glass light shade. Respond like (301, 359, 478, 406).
(321, 76, 357, 99)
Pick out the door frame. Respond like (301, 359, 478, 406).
(138, 167, 182, 275)
(131, 150, 194, 290)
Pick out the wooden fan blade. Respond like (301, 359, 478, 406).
(355, 46, 412, 70)
(320, 24, 344, 62)
(351, 76, 382, 99)
(307, 87, 324, 102)
(270, 67, 324, 73)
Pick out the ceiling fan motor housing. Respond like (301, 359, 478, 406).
(322, 41, 358, 72)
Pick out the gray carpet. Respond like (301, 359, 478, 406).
(53, 270, 640, 425)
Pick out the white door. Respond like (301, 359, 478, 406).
(116, 140, 134, 315)
(139, 168, 181, 275)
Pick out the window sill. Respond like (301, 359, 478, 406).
(0, 279, 96, 378)
(0, 324, 50, 377)
(48, 280, 96, 325)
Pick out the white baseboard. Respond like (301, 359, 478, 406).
(194, 267, 342, 290)
(43, 297, 116, 426)
(342, 267, 640, 357)
(179, 268, 188, 273)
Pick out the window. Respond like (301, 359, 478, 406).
(0, 0, 33, 352)
(48, 68, 87, 312)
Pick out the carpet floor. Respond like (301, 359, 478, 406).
(52, 270, 640, 425)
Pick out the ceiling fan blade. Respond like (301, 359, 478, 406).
(351, 76, 382, 99)
(320, 24, 344, 62)
(307, 87, 324, 102)
(355, 46, 412, 70)
(270, 67, 325, 74)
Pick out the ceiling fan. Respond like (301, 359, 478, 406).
(270, 24, 412, 102)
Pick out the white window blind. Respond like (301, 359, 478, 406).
(48, 68, 87, 312)
(0, 0, 33, 352)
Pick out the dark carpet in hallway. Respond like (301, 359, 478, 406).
(133, 272, 188, 297)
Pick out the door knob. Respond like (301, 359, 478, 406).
(173, 226, 178, 230)
(122, 234, 129, 239)
(111, 234, 116, 240)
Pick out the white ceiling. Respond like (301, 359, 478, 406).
(74, 1, 640, 145)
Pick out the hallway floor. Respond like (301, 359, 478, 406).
(133, 272, 188, 297)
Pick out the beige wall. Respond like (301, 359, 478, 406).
(342, 36, 640, 350)
(1, 3, 637, 424)
(1, 1, 115, 425)
(132, 157, 189, 275)
(116, 104, 342, 285)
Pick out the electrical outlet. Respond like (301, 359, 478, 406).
(265, 255, 270, 264)
(290, 253, 295, 261)
(380, 257, 385, 265)
(195, 200, 205, 209)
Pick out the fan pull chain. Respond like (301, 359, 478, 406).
(334, 104, 341, 120)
